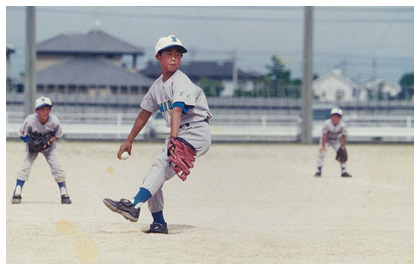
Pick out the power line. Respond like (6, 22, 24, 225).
(7, 6, 414, 24)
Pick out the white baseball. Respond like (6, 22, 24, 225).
(121, 152, 130, 160)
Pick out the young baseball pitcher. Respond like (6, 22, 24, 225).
(314, 107, 352, 178)
(103, 35, 212, 234)
(11, 96, 71, 204)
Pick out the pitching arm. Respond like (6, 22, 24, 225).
(170, 107, 183, 138)
(118, 109, 152, 159)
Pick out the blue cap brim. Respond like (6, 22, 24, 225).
(36, 103, 53, 109)
(158, 45, 187, 54)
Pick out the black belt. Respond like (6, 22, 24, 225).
(180, 118, 209, 128)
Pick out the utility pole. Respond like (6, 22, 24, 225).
(232, 49, 238, 91)
(25, 6, 36, 115)
(301, 6, 314, 143)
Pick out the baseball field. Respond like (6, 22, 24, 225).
(5, 140, 414, 264)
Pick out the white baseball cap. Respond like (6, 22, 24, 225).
(155, 35, 187, 55)
(330, 107, 343, 116)
(35, 96, 53, 109)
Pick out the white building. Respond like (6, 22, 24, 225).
(359, 78, 401, 100)
(312, 68, 360, 102)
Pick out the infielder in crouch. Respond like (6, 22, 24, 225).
(104, 35, 212, 234)
(314, 107, 352, 178)
(11, 96, 71, 204)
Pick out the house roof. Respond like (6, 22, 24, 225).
(140, 60, 263, 80)
(35, 56, 154, 87)
(313, 68, 359, 89)
(360, 78, 401, 96)
(36, 29, 144, 55)
(361, 78, 400, 90)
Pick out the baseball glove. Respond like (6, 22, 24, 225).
(336, 145, 348, 163)
(28, 131, 54, 153)
(167, 137, 197, 181)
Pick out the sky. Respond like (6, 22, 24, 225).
(4, 2, 415, 85)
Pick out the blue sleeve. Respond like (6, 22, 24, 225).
(20, 135, 29, 142)
(173, 101, 189, 114)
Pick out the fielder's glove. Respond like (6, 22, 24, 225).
(336, 145, 348, 163)
(28, 131, 54, 153)
(167, 137, 197, 181)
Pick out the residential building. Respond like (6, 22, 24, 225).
(15, 28, 154, 98)
(312, 68, 360, 102)
(359, 78, 401, 101)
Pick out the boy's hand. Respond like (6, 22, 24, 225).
(117, 140, 132, 160)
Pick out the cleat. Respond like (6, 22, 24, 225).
(61, 194, 72, 204)
(314, 172, 322, 177)
(146, 222, 168, 234)
(11, 194, 22, 204)
(103, 198, 140, 222)
(341, 172, 352, 177)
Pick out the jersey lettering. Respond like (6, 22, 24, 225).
(158, 100, 173, 113)
(141, 70, 212, 126)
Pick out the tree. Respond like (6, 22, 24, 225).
(266, 55, 292, 85)
(233, 54, 301, 98)
(398, 72, 414, 100)
(399, 72, 414, 86)
(263, 55, 300, 98)
(198, 78, 224, 97)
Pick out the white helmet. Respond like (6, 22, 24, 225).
(330, 107, 343, 116)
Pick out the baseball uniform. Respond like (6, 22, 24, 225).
(16, 113, 66, 183)
(316, 117, 350, 176)
(103, 35, 211, 233)
(12, 96, 71, 204)
(140, 69, 212, 213)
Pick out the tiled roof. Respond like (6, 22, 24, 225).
(36, 56, 154, 87)
(36, 29, 144, 55)
(140, 60, 263, 80)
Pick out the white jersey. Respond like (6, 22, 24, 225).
(141, 69, 212, 127)
(16, 113, 65, 183)
(139, 69, 212, 213)
(321, 118, 347, 141)
(19, 113, 63, 139)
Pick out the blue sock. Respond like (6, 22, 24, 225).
(317, 166, 322, 172)
(58, 182, 66, 189)
(57, 182, 68, 195)
(16, 179, 25, 187)
(152, 210, 166, 225)
(14, 179, 25, 195)
(132, 188, 151, 206)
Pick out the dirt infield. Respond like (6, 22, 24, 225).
(5, 140, 414, 263)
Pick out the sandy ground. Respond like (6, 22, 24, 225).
(5, 140, 414, 264)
